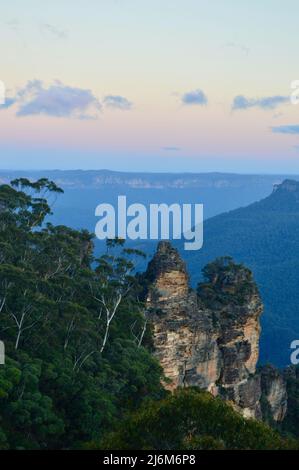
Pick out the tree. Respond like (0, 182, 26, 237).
(91, 238, 146, 353)
(0, 179, 163, 449)
(99, 388, 298, 450)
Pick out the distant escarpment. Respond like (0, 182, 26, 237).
(144, 241, 287, 423)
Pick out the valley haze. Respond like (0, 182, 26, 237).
(1, 169, 299, 367)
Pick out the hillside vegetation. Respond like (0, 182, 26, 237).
(0, 179, 297, 449)
(179, 180, 299, 366)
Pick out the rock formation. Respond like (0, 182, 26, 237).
(144, 241, 287, 422)
(260, 365, 288, 422)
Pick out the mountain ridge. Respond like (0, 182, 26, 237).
(177, 179, 299, 366)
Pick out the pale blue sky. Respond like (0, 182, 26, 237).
(1, 0, 299, 172)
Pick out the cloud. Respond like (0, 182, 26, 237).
(103, 95, 133, 110)
(225, 42, 250, 56)
(181, 89, 208, 106)
(162, 146, 181, 152)
(272, 125, 299, 135)
(232, 95, 289, 110)
(5, 19, 20, 32)
(12, 80, 101, 119)
(0, 97, 16, 109)
(40, 23, 68, 39)
(0, 81, 135, 118)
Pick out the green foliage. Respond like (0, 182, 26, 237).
(179, 187, 299, 366)
(0, 179, 163, 449)
(99, 388, 298, 450)
(0, 179, 297, 450)
(197, 256, 257, 307)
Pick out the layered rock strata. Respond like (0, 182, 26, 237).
(144, 241, 287, 422)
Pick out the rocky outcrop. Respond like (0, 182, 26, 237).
(145, 241, 220, 393)
(260, 365, 288, 422)
(145, 241, 287, 422)
(281, 366, 299, 436)
(273, 179, 299, 195)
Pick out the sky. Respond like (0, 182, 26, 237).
(1, 0, 299, 173)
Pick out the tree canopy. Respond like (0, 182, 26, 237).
(0, 179, 163, 449)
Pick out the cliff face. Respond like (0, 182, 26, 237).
(145, 242, 220, 394)
(145, 241, 287, 422)
(260, 365, 288, 422)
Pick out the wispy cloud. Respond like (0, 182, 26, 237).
(4, 80, 102, 119)
(181, 89, 208, 106)
(162, 146, 181, 152)
(232, 95, 289, 110)
(225, 42, 250, 56)
(40, 23, 68, 39)
(103, 95, 133, 110)
(5, 19, 20, 32)
(272, 125, 299, 134)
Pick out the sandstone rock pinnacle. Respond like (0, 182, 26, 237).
(144, 242, 287, 422)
